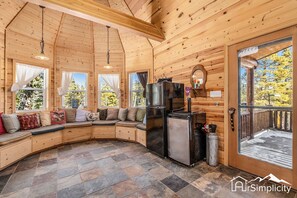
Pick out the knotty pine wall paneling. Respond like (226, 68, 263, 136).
(108, 0, 154, 107)
(55, 14, 94, 110)
(126, 0, 297, 164)
(0, 0, 26, 113)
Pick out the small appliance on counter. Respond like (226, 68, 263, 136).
(167, 111, 206, 166)
(146, 81, 184, 157)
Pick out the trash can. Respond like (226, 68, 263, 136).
(206, 124, 218, 166)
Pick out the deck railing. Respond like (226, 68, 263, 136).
(240, 108, 292, 139)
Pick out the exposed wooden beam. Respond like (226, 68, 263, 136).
(25, 0, 165, 41)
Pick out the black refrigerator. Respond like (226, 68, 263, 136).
(146, 81, 184, 157)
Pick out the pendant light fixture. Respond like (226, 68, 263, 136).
(103, 26, 112, 69)
(35, 6, 49, 61)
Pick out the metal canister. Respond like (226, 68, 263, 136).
(206, 124, 218, 166)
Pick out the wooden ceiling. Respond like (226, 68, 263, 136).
(0, 0, 157, 55)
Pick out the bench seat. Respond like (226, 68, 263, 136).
(0, 132, 32, 146)
(116, 121, 141, 127)
(64, 122, 92, 128)
(30, 125, 65, 135)
(92, 120, 119, 126)
(136, 123, 146, 130)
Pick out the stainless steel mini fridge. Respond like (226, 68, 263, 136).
(167, 112, 206, 166)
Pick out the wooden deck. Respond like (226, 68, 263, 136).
(240, 129, 292, 169)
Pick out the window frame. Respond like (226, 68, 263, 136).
(128, 71, 148, 107)
(98, 73, 120, 108)
(15, 62, 49, 113)
(61, 72, 88, 108)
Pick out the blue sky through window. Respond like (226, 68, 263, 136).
(73, 73, 87, 88)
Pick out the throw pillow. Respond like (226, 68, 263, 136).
(2, 114, 20, 133)
(59, 108, 76, 123)
(40, 111, 51, 126)
(143, 114, 147, 125)
(106, 108, 119, 120)
(97, 108, 107, 120)
(50, 110, 66, 125)
(17, 114, 40, 130)
(118, 108, 128, 121)
(136, 108, 146, 122)
(36, 113, 41, 126)
(127, 108, 138, 121)
(86, 112, 100, 121)
(0, 113, 7, 134)
(76, 109, 90, 122)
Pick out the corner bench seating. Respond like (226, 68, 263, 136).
(0, 120, 146, 171)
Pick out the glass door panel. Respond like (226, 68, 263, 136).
(238, 37, 293, 169)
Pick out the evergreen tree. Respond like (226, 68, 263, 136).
(16, 73, 44, 111)
(254, 47, 292, 107)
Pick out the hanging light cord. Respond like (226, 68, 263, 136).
(40, 6, 45, 54)
(106, 26, 110, 65)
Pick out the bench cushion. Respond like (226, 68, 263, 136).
(64, 122, 92, 128)
(92, 120, 119, 126)
(116, 121, 141, 127)
(0, 132, 32, 146)
(30, 125, 65, 135)
(136, 123, 146, 131)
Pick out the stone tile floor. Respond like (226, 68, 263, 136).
(0, 140, 295, 198)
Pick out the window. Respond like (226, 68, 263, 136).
(62, 72, 88, 108)
(15, 64, 48, 111)
(129, 72, 147, 107)
(98, 74, 120, 107)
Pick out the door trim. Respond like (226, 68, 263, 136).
(228, 26, 297, 188)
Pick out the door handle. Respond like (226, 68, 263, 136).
(229, 108, 236, 131)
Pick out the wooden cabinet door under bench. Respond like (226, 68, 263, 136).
(116, 126, 136, 141)
(0, 137, 32, 169)
(92, 126, 116, 139)
(32, 131, 62, 152)
(63, 127, 92, 143)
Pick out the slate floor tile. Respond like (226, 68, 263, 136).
(38, 158, 57, 167)
(0, 140, 294, 198)
(33, 171, 57, 185)
(39, 149, 58, 162)
(1, 187, 31, 198)
(15, 157, 39, 173)
(87, 186, 116, 198)
(175, 169, 202, 183)
(143, 182, 177, 198)
(124, 165, 145, 177)
(80, 168, 102, 182)
(57, 183, 85, 198)
(57, 166, 78, 179)
(140, 161, 159, 171)
(112, 179, 140, 197)
(161, 174, 189, 192)
(177, 184, 207, 198)
(35, 164, 58, 176)
(0, 174, 11, 193)
(105, 170, 129, 186)
(29, 181, 57, 198)
(57, 174, 82, 191)
(0, 163, 17, 177)
(83, 176, 110, 195)
(192, 176, 221, 196)
(148, 165, 173, 180)
(111, 153, 129, 162)
(131, 173, 158, 189)
(202, 171, 231, 187)
(1, 169, 35, 194)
